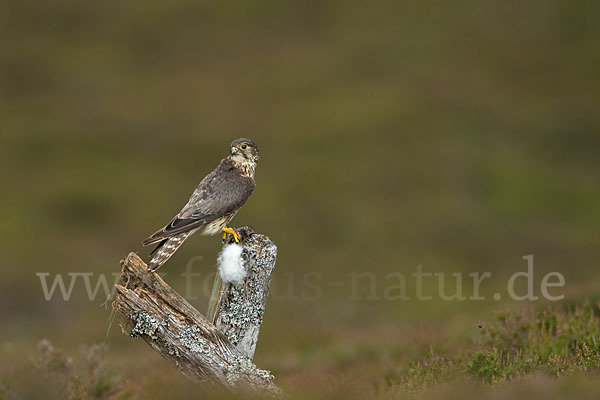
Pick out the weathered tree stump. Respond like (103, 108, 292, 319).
(208, 227, 277, 359)
(112, 229, 280, 395)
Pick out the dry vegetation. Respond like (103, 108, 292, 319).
(2, 0, 600, 399)
(2, 301, 600, 399)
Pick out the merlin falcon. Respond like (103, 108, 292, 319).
(142, 138, 259, 271)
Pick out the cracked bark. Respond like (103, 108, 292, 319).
(207, 227, 277, 359)
(112, 228, 280, 395)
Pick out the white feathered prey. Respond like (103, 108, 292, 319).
(218, 244, 247, 285)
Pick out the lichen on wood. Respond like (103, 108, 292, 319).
(112, 230, 280, 395)
(209, 227, 278, 359)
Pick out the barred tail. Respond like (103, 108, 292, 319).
(147, 232, 191, 272)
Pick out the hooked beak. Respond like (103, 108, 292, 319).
(231, 147, 238, 155)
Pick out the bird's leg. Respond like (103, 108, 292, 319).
(222, 227, 242, 243)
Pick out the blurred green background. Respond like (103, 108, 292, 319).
(1, 0, 600, 398)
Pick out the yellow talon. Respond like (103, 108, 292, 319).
(223, 227, 241, 243)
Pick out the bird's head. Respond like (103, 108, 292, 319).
(230, 138, 259, 165)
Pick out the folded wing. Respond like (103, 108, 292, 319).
(142, 159, 255, 246)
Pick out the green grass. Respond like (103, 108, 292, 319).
(5, 300, 600, 399)
(471, 302, 600, 382)
(2, 1, 600, 398)
(398, 301, 600, 396)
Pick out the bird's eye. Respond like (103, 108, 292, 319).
(241, 144, 247, 150)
